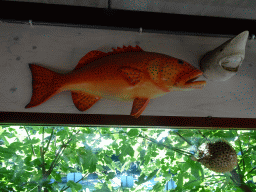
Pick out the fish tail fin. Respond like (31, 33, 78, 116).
(25, 64, 64, 109)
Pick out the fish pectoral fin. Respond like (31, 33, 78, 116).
(120, 67, 143, 86)
(71, 91, 101, 111)
(131, 98, 150, 118)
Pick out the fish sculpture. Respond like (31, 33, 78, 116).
(25, 45, 206, 118)
(199, 31, 249, 81)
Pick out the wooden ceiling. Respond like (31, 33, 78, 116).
(8, 0, 256, 20)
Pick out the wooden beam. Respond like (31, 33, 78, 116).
(0, 112, 255, 129)
(0, 1, 255, 38)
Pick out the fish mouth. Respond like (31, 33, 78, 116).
(220, 55, 243, 72)
(186, 76, 200, 84)
(177, 71, 206, 89)
(222, 65, 239, 72)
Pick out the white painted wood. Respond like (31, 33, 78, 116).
(0, 23, 255, 118)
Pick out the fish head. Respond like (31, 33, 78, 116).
(159, 57, 206, 91)
(200, 31, 249, 81)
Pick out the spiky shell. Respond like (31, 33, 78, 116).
(197, 140, 237, 173)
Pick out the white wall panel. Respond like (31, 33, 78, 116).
(0, 23, 255, 118)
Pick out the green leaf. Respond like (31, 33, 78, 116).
(127, 145, 134, 157)
(104, 155, 112, 164)
(0, 167, 11, 174)
(80, 150, 98, 172)
(140, 150, 146, 160)
(0, 126, 4, 135)
(89, 161, 96, 172)
(121, 144, 134, 158)
(0, 146, 15, 159)
(94, 182, 111, 192)
(56, 129, 67, 137)
(146, 169, 158, 182)
(24, 155, 32, 166)
(9, 141, 22, 149)
(61, 163, 69, 173)
(107, 172, 115, 180)
(32, 158, 42, 167)
(177, 172, 183, 191)
(184, 179, 201, 189)
(101, 128, 110, 134)
(153, 182, 164, 191)
(127, 129, 139, 137)
(151, 151, 158, 157)
(0, 130, 13, 139)
(67, 180, 82, 191)
(45, 127, 53, 134)
(24, 138, 40, 145)
(136, 173, 146, 185)
(144, 155, 150, 165)
(52, 171, 62, 182)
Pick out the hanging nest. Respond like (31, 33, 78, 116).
(194, 140, 237, 173)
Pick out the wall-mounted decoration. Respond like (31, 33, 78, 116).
(191, 139, 237, 173)
(199, 31, 249, 81)
(25, 45, 206, 118)
(0, 9, 256, 118)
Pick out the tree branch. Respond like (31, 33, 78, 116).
(41, 127, 45, 174)
(44, 127, 55, 155)
(174, 131, 193, 146)
(43, 130, 80, 180)
(230, 165, 253, 192)
(138, 132, 193, 157)
(237, 132, 245, 172)
(246, 167, 256, 177)
(24, 126, 36, 156)
(40, 147, 45, 175)
(106, 130, 194, 156)
(60, 176, 86, 191)
(198, 130, 210, 142)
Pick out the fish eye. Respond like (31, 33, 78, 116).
(178, 59, 184, 64)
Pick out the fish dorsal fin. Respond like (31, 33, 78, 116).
(75, 45, 144, 70)
(75, 50, 106, 70)
(111, 45, 144, 54)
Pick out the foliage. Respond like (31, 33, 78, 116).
(0, 125, 255, 192)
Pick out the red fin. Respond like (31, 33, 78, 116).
(130, 98, 150, 118)
(75, 50, 106, 70)
(25, 64, 63, 108)
(71, 91, 101, 111)
(75, 45, 144, 70)
(111, 45, 144, 54)
(120, 67, 143, 86)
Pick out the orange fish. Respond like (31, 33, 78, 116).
(25, 45, 206, 118)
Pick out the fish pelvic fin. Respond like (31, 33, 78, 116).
(71, 91, 101, 111)
(25, 64, 64, 109)
(131, 98, 150, 118)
